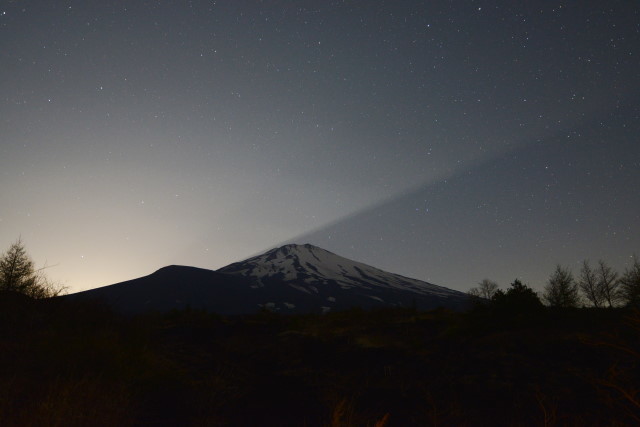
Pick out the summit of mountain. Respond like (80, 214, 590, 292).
(66, 244, 469, 314)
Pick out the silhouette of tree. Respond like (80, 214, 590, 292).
(468, 279, 499, 300)
(579, 260, 603, 308)
(620, 257, 640, 308)
(543, 265, 580, 308)
(597, 260, 621, 308)
(0, 239, 66, 299)
(492, 279, 543, 312)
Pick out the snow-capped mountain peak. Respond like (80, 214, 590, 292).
(218, 243, 464, 301)
(68, 243, 469, 315)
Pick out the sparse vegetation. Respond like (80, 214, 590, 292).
(3, 249, 640, 425)
(0, 239, 66, 299)
(597, 260, 622, 308)
(578, 260, 603, 308)
(621, 257, 640, 308)
(1, 295, 639, 426)
(468, 278, 498, 300)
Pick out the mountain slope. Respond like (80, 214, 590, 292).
(218, 243, 469, 312)
(65, 266, 260, 314)
(66, 244, 469, 314)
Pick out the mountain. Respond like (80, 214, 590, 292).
(219, 243, 469, 312)
(64, 266, 258, 315)
(65, 244, 469, 314)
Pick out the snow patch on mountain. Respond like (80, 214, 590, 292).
(219, 243, 462, 300)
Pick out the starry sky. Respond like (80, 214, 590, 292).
(1, 0, 639, 294)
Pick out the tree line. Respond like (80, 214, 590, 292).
(469, 257, 640, 309)
(2, 237, 639, 310)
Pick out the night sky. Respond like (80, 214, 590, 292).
(2, 1, 639, 294)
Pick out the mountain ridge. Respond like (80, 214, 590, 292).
(66, 243, 469, 314)
(219, 243, 463, 298)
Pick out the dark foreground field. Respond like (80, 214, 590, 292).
(1, 294, 639, 426)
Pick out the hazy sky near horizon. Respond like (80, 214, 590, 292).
(1, 1, 639, 293)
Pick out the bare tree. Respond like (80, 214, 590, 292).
(468, 287, 480, 297)
(597, 260, 620, 308)
(579, 260, 603, 308)
(0, 239, 66, 299)
(620, 256, 640, 308)
(478, 279, 499, 299)
(468, 279, 499, 300)
(543, 265, 580, 308)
